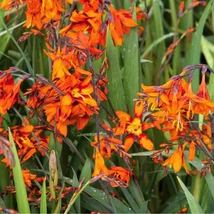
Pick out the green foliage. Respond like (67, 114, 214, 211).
(1, 0, 214, 213)
(40, 179, 47, 214)
(9, 128, 30, 213)
(177, 176, 204, 213)
(106, 27, 126, 111)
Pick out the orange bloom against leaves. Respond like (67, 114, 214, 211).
(59, 0, 106, 46)
(96, 77, 108, 101)
(22, 170, 36, 187)
(92, 149, 131, 187)
(1, 122, 49, 166)
(44, 44, 72, 81)
(27, 73, 99, 136)
(24, 0, 43, 29)
(91, 135, 122, 159)
(107, 166, 132, 188)
(24, 0, 64, 29)
(0, 73, 23, 115)
(108, 4, 137, 46)
(188, 141, 196, 161)
(69, 32, 103, 55)
(115, 100, 154, 152)
(0, 0, 24, 11)
(162, 143, 189, 173)
(179, 82, 214, 119)
(41, 0, 64, 21)
(194, 73, 214, 115)
(92, 148, 109, 177)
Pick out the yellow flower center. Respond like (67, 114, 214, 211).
(126, 118, 142, 136)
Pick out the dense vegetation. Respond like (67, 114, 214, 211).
(0, 0, 214, 213)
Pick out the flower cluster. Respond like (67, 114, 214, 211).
(0, 0, 141, 193)
(0, 1, 213, 212)
(139, 65, 214, 173)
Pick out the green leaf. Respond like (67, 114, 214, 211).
(130, 151, 154, 156)
(64, 180, 90, 214)
(201, 36, 214, 68)
(123, 5, 139, 115)
(204, 172, 214, 200)
(40, 179, 47, 214)
(127, 180, 145, 209)
(0, 17, 33, 74)
(177, 176, 204, 214)
(139, 200, 149, 213)
(72, 169, 81, 213)
(121, 188, 140, 213)
(84, 186, 134, 213)
(202, 35, 214, 100)
(79, 158, 91, 182)
(106, 27, 126, 111)
(32, 36, 50, 78)
(189, 158, 214, 201)
(9, 128, 31, 214)
(0, 197, 6, 208)
(185, 0, 213, 92)
(152, 0, 165, 70)
(141, 33, 174, 59)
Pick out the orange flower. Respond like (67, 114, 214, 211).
(188, 141, 196, 161)
(108, 4, 137, 46)
(179, 82, 214, 119)
(0, 122, 49, 166)
(44, 44, 72, 80)
(0, 73, 23, 115)
(3, 79, 24, 113)
(115, 100, 154, 151)
(60, 0, 105, 47)
(91, 135, 122, 159)
(41, 0, 64, 20)
(194, 73, 214, 115)
(107, 166, 131, 187)
(69, 32, 103, 55)
(92, 148, 109, 177)
(24, 0, 43, 29)
(0, 0, 23, 11)
(92, 147, 131, 187)
(28, 72, 99, 136)
(22, 170, 36, 187)
(24, 81, 44, 109)
(162, 144, 189, 173)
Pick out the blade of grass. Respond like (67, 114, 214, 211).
(79, 158, 91, 182)
(0, 157, 12, 209)
(106, 27, 126, 111)
(120, 188, 140, 213)
(180, 0, 193, 59)
(123, 5, 139, 115)
(0, 21, 25, 37)
(177, 176, 204, 214)
(32, 36, 50, 78)
(139, 200, 149, 213)
(169, 1, 181, 76)
(40, 179, 47, 214)
(130, 151, 154, 156)
(201, 35, 214, 99)
(9, 128, 30, 214)
(64, 180, 90, 214)
(185, 1, 213, 92)
(189, 158, 214, 200)
(153, 0, 166, 80)
(84, 186, 134, 213)
(0, 17, 33, 74)
(141, 33, 174, 58)
(72, 169, 81, 213)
